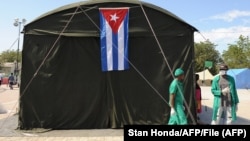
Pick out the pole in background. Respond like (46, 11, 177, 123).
(13, 18, 26, 86)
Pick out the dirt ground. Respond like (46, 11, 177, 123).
(0, 84, 249, 141)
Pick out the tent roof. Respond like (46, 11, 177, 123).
(26, 0, 198, 32)
(227, 68, 248, 75)
(196, 69, 214, 80)
(227, 68, 250, 89)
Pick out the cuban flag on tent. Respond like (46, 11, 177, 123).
(99, 7, 129, 71)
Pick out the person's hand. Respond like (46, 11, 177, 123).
(222, 87, 230, 95)
(170, 108, 176, 115)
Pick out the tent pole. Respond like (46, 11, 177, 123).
(203, 67, 205, 86)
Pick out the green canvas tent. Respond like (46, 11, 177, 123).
(18, 0, 198, 129)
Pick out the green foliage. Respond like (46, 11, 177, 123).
(194, 40, 221, 75)
(0, 50, 22, 63)
(222, 35, 250, 68)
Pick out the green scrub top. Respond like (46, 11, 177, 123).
(169, 79, 184, 105)
(168, 79, 187, 125)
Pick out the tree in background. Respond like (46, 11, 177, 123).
(0, 50, 22, 64)
(222, 35, 250, 68)
(0, 50, 22, 78)
(194, 40, 222, 75)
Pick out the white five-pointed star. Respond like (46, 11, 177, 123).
(110, 13, 119, 22)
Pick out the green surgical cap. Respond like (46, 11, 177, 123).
(174, 68, 184, 76)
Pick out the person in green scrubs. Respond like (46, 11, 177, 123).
(168, 68, 187, 125)
(211, 64, 239, 125)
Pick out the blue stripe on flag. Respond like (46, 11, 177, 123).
(112, 32, 118, 70)
(123, 13, 129, 69)
(100, 15, 108, 71)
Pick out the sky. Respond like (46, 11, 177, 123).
(1, 0, 250, 54)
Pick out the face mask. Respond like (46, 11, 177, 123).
(219, 70, 227, 75)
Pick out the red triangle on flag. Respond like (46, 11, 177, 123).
(100, 8, 129, 33)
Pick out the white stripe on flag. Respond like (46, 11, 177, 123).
(105, 21, 113, 71)
(118, 22, 125, 70)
